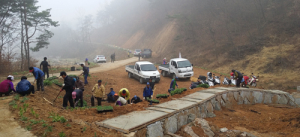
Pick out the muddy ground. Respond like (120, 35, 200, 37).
(2, 62, 299, 137)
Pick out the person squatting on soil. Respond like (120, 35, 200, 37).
(232, 70, 243, 87)
(60, 71, 74, 108)
(143, 82, 153, 100)
(72, 89, 83, 107)
(131, 95, 142, 104)
(91, 80, 105, 106)
(114, 94, 127, 106)
(16, 76, 35, 96)
(242, 75, 249, 87)
(107, 88, 115, 102)
(29, 67, 45, 91)
(0, 75, 15, 96)
(74, 76, 84, 91)
(190, 78, 201, 89)
(40, 57, 51, 79)
(119, 88, 130, 104)
(80, 63, 89, 85)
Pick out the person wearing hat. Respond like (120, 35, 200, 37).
(40, 57, 51, 79)
(232, 69, 243, 87)
(131, 95, 142, 104)
(91, 80, 105, 106)
(16, 76, 35, 96)
(59, 71, 74, 108)
(72, 89, 83, 107)
(114, 94, 127, 106)
(0, 75, 16, 96)
(170, 77, 179, 89)
(74, 76, 84, 91)
(29, 67, 45, 91)
(107, 88, 115, 102)
(143, 82, 153, 100)
(118, 88, 130, 104)
(80, 63, 89, 85)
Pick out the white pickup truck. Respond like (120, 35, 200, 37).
(159, 58, 194, 79)
(125, 61, 161, 84)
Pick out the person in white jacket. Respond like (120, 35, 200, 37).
(114, 94, 127, 106)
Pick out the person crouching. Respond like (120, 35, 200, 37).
(72, 89, 83, 107)
(16, 76, 35, 96)
(114, 94, 127, 106)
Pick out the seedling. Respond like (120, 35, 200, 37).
(170, 88, 187, 96)
(58, 96, 63, 99)
(59, 132, 66, 137)
(146, 98, 160, 103)
(97, 106, 113, 113)
(21, 96, 29, 103)
(42, 123, 48, 127)
(49, 112, 67, 123)
(23, 103, 28, 112)
(12, 104, 18, 109)
(20, 116, 28, 121)
(94, 132, 97, 137)
(9, 100, 16, 106)
(43, 80, 53, 86)
(26, 126, 32, 131)
(196, 84, 209, 88)
(156, 94, 169, 98)
(47, 126, 53, 132)
(19, 108, 24, 116)
(14, 94, 20, 101)
(30, 119, 40, 125)
(77, 100, 88, 107)
(66, 123, 71, 127)
(82, 127, 87, 132)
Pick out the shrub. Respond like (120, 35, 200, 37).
(156, 94, 169, 98)
(43, 80, 52, 86)
(170, 88, 187, 96)
(197, 84, 210, 88)
(146, 98, 160, 103)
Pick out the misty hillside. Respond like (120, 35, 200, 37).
(90, 0, 300, 89)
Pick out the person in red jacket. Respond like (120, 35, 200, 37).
(243, 75, 249, 86)
(0, 75, 16, 96)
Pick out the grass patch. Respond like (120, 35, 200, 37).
(97, 106, 113, 111)
(146, 98, 160, 103)
(49, 112, 67, 123)
(170, 88, 187, 96)
(156, 94, 169, 98)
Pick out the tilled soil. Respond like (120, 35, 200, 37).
(176, 104, 300, 137)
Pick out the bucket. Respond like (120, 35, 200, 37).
(71, 66, 75, 71)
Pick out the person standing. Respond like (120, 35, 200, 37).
(138, 53, 141, 61)
(91, 80, 105, 106)
(170, 77, 179, 89)
(29, 67, 44, 91)
(60, 71, 74, 108)
(143, 82, 153, 100)
(232, 70, 243, 87)
(163, 58, 166, 64)
(0, 75, 15, 96)
(16, 76, 35, 96)
(149, 79, 155, 90)
(80, 64, 89, 85)
(118, 88, 130, 104)
(40, 57, 50, 79)
(110, 54, 113, 63)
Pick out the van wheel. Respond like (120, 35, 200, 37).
(139, 78, 144, 84)
(128, 73, 132, 78)
(162, 71, 167, 77)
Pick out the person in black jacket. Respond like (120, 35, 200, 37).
(40, 57, 50, 79)
(149, 79, 155, 90)
(232, 69, 243, 87)
(60, 71, 74, 108)
(131, 95, 142, 104)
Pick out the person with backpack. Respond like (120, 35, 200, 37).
(29, 67, 44, 91)
(59, 71, 74, 108)
(16, 76, 35, 96)
(107, 88, 115, 103)
(0, 75, 15, 96)
(40, 57, 51, 79)
(91, 80, 105, 106)
(143, 82, 153, 100)
(232, 69, 243, 87)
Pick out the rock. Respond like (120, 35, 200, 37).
(165, 114, 178, 133)
(238, 96, 244, 105)
(272, 94, 280, 104)
(214, 100, 221, 111)
(240, 132, 257, 137)
(220, 128, 228, 132)
(178, 115, 188, 129)
(286, 94, 296, 106)
(210, 98, 217, 108)
(233, 92, 239, 101)
(147, 121, 163, 137)
(221, 93, 227, 102)
(298, 86, 300, 92)
(292, 92, 300, 106)
(187, 114, 196, 123)
(278, 95, 288, 104)
(123, 132, 135, 137)
(220, 99, 226, 107)
(253, 91, 263, 103)
(194, 118, 215, 137)
(264, 93, 272, 104)
(183, 126, 199, 137)
(206, 102, 216, 118)
(243, 97, 250, 105)
(200, 103, 207, 118)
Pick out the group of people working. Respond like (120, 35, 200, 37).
(231, 69, 250, 87)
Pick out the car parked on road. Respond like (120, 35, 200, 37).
(141, 49, 152, 58)
(126, 61, 160, 84)
(93, 55, 106, 63)
(133, 49, 142, 56)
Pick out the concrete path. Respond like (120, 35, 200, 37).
(12, 57, 139, 85)
(96, 87, 296, 134)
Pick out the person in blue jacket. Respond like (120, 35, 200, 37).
(107, 88, 115, 102)
(29, 67, 45, 91)
(143, 82, 153, 100)
(16, 76, 35, 96)
(170, 77, 179, 89)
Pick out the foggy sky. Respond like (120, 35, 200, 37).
(37, 0, 112, 28)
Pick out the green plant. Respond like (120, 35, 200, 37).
(170, 88, 187, 96)
(43, 79, 53, 86)
(82, 127, 87, 132)
(94, 132, 97, 137)
(30, 119, 40, 125)
(14, 94, 20, 101)
(12, 104, 18, 109)
(197, 84, 210, 88)
(97, 105, 113, 111)
(42, 123, 48, 127)
(52, 79, 63, 87)
(23, 103, 28, 112)
(19, 108, 25, 116)
(9, 100, 16, 106)
(13, 72, 19, 75)
(156, 94, 169, 98)
(146, 98, 160, 103)
(77, 100, 87, 107)
(21, 96, 29, 103)
(47, 76, 58, 81)
(20, 116, 28, 121)
(47, 126, 53, 132)
(58, 96, 63, 99)
(66, 123, 71, 127)
(26, 126, 32, 131)
(59, 132, 66, 137)
(49, 112, 67, 123)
